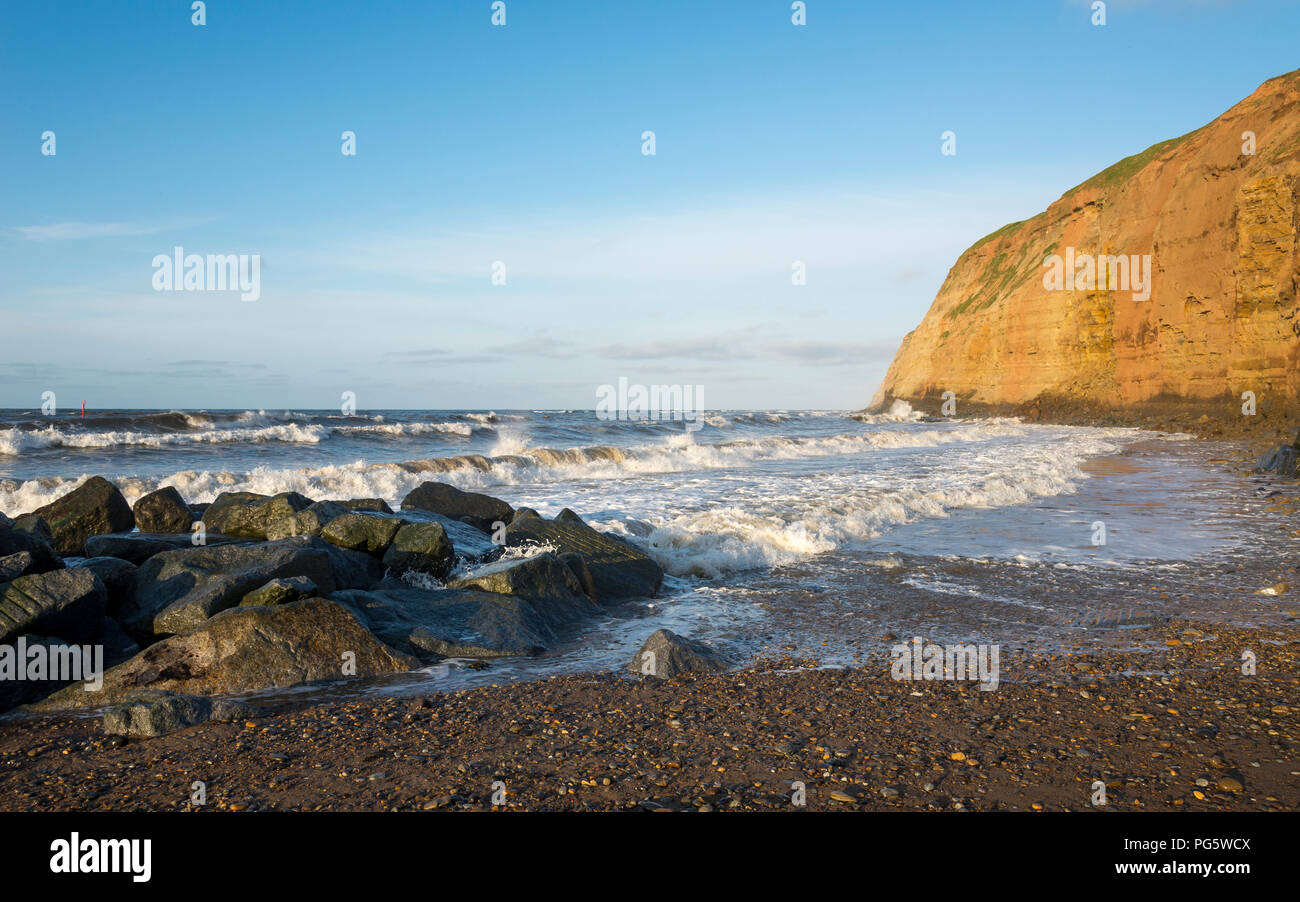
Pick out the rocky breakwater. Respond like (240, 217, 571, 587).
(1, 477, 665, 731)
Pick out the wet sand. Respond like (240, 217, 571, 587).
(1, 620, 1294, 812)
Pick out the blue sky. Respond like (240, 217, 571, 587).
(2, 0, 1297, 410)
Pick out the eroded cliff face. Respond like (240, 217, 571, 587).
(872, 69, 1300, 420)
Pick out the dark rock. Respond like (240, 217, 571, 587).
(12, 514, 53, 543)
(337, 498, 394, 514)
(118, 539, 339, 639)
(504, 515, 663, 603)
(0, 552, 36, 582)
(103, 690, 260, 737)
(1257, 443, 1299, 477)
(77, 556, 137, 616)
(95, 616, 140, 668)
(0, 568, 107, 645)
(132, 486, 194, 533)
(203, 491, 315, 540)
(32, 599, 418, 710)
(391, 508, 499, 564)
(401, 482, 514, 533)
(31, 476, 135, 554)
(557, 552, 598, 602)
(512, 508, 541, 522)
(447, 553, 587, 602)
(630, 629, 727, 679)
(265, 500, 348, 541)
(0, 526, 62, 576)
(381, 522, 454, 577)
(321, 512, 403, 555)
(84, 531, 241, 565)
(240, 576, 317, 606)
(332, 581, 599, 659)
(196, 491, 267, 535)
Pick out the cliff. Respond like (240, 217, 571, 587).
(871, 69, 1300, 428)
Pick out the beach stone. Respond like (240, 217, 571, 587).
(103, 690, 260, 738)
(332, 581, 600, 659)
(446, 553, 587, 602)
(504, 515, 663, 603)
(381, 522, 454, 577)
(33, 599, 419, 710)
(30, 477, 134, 554)
(241, 576, 317, 607)
(119, 538, 339, 639)
(401, 482, 514, 534)
(321, 512, 403, 555)
(0, 513, 9, 529)
(265, 501, 348, 541)
(0, 568, 107, 645)
(630, 629, 727, 679)
(0, 526, 62, 576)
(76, 556, 137, 616)
(1217, 776, 1244, 792)
(132, 486, 194, 534)
(83, 531, 240, 565)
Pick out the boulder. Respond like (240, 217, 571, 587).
(77, 556, 137, 616)
(447, 552, 587, 602)
(400, 481, 514, 533)
(392, 508, 499, 564)
(202, 491, 314, 539)
(240, 576, 317, 606)
(557, 552, 598, 602)
(132, 486, 195, 533)
(196, 491, 267, 535)
(0, 512, 9, 529)
(32, 599, 419, 710)
(332, 581, 600, 659)
(118, 539, 339, 639)
(337, 498, 394, 514)
(381, 522, 454, 577)
(503, 515, 663, 603)
(321, 512, 403, 555)
(0, 568, 107, 645)
(31, 476, 135, 554)
(630, 629, 728, 679)
(12, 514, 54, 543)
(0, 526, 62, 576)
(84, 531, 242, 565)
(103, 690, 260, 738)
(265, 500, 348, 541)
(0, 552, 35, 582)
(95, 617, 140, 668)
(1257, 443, 1300, 477)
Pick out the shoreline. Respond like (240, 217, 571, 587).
(1, 619, 1294, 812)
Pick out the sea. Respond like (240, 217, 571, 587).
(1, 401, 1294, 697)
